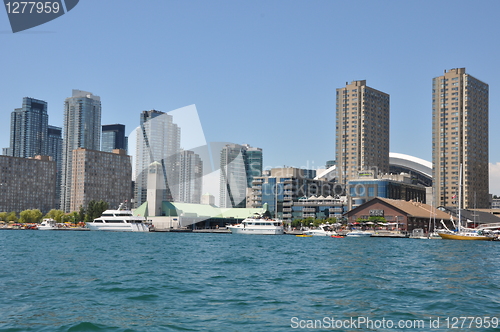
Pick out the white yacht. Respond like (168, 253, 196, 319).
(86, 204, 151, 232)
(345, 230, 373, 237)
(303, 224, 337, 236)
(227, 214, 284, 235)
(38, 219, 57, 230)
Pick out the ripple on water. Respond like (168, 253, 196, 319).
(1, 232, 500, 331)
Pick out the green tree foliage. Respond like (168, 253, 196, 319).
(44, 209, 65, 222)
(84, 200, 109, 223)
(0, 212, 7, 221)
(6, 212, 17, 222)
(78, 206, 85, 223)
(19, 209, 42, 223)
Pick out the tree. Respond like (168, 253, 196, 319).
(19, 209, 42, 223)
(84, 200, 109, 223)
(0, 212, 7, 221)
(6, 212, 17, 222)
(44, 209, 65, 222)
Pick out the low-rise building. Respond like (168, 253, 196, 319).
(345, 197, 453, 232)
(249, 167, 337, 223)
(348, 171, 427, 209)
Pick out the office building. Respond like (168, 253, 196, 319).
(60, 90, 102, 211)
(134, 110, 180, 208)
(219, 144, 263, 208)
(336, 80, 390, 185)
(347, 171, 427, 209)
(0, 155, 56, 213)
(177, 150, 203, 204)
(432, 68, 489, 208)
(70, 148, 132, 211)
(7, 97, 48, 158)
(250, 167, 337, 223)
(102, 124, 127, 153)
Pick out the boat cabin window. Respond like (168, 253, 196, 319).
(93, 220, 103, 223)
(108, 220, 125, 223)
(101, 213, 114, 217)
(116, 213, 132, 216)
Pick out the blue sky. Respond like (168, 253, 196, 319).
(2, 1, 500, 192)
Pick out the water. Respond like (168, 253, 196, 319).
(1, 231, 499, 331)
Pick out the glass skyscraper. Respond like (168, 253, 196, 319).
(102, 124, 127, 153)
(219, 143, 262, 208)
(134, 110, 180, 208)
(60, 90, 102, 211)
(7, 97, 48, 158)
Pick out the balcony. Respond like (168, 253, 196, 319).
(302, 207, 316, 212)
(283, 201, 293, 207)
(282, 213, 292, 219)
(283, 208, 292, 212)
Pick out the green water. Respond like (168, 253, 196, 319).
(0, 231, 499, 331)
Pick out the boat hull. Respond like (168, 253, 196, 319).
(438, 232, 494, 241)
(86, 222, 150, 232)
(227, 226, 284, 235)
(346, 231, 372, 237)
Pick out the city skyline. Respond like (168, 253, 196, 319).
(2, 1, 500, 193)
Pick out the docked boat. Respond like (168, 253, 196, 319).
(86, 204, 151, 232)
(437, 164, 495, 241)
(345, 230, 372, 237)
(303, 224, 338, 236)
(227, 214, 284, 235)
(38, 218, 57, 230)
(438, 229, 495, 241)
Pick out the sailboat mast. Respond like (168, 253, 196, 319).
(458, 163, 462, 232)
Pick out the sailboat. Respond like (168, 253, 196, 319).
(438, 165, 495, 241)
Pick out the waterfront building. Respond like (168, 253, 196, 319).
(250, 167, 337, 223)
(345, 197, 453, 233)
(347, 171, 427, 210)
(60, 90, 102, 211)
(102, 124, 127, 153)
(0, 155, 56, 214)
(7, 97, 48, 158)
(201, 193, 215, 205)
(177, 150, 203, 204)
(336, 80, 390, 185)
(219, 144, 262, 208)
(292, 195, 344, 220)
(432, 68, 489, 208)
(134, 110, 180, 208)
(70, 148, 132, 211)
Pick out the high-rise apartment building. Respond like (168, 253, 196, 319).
(70, 148, 132, 211)
(134, 110, 180, 208)
(7, 97, 48, 158)
(336, 80, 390, 185)
(102, 124, 127, 153)
(178, 150, 203, 204)
(219, 144, 262, 208)
(0, 155, 56, 213)
(432, 68, 489, 208)
(60, 90, 102, 211)
(47, 125, 62, 203)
